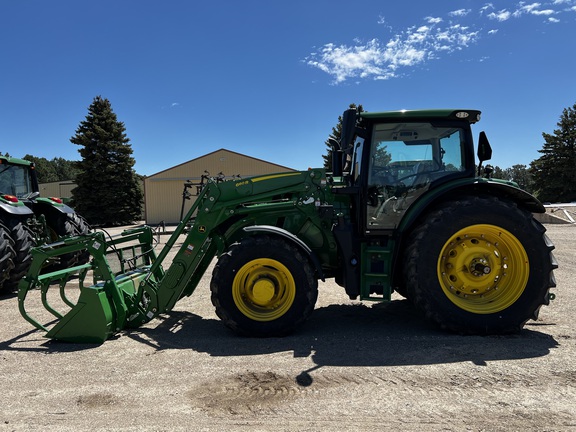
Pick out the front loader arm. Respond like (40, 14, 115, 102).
(17, 170, 327, 343)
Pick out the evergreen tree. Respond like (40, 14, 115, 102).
(323, 103, 363, 170)
(530, 102, 576, 203)
(70, 96, 143, 226)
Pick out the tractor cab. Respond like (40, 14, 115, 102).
(339, 109, 482, 232)
(0, 156, 38, 202)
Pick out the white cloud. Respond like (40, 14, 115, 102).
(513, 2, 556, 17)
(306, 20, 480, 83)
(488, 9, 512, 21)
(426, 16, 443, 24)
(449, 9, 471, 17)
(306, 1, 573, 84)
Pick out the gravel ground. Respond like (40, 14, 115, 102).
(1, 223, 575, 432)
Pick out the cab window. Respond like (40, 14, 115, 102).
(366, 123, 465, 230)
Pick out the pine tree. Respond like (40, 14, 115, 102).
(70, 96, 143, 226)
(530, 102, 576, 203)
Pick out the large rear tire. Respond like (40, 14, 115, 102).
(5, 217, 35, 292)
(45, 211, 91, 269)
(404, 196, 557, 334)
(210, 235, 318, 337)
(0, 221, 16, 293)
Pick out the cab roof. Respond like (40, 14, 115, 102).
(0, 155, 32, 166)
(360, 109, 482, 124)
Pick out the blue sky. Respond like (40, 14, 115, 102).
(1, 0, 575, 176)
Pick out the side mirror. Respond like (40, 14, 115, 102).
(477, 131, 492, 176)
(341, 109, 358, 150)
(333, 109, 358, 177)
(477, 131, 492, 163)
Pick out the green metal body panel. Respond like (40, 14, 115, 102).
(360, 109, 482, 123)
(0, 155, 33, 167)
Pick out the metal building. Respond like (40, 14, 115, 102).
(143, 148, 295, 225)
(37, 180, 76, 202)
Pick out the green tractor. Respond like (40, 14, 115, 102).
(18, 108, 557, 343)
(0, 155, 90, 293)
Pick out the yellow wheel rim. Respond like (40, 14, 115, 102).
(437, 224, 529, 314)
(232, 258, 296, 321)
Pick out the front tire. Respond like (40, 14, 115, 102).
(210, 235, 318, 337)
(404, 196, 557, 334)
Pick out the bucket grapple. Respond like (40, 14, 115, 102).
(18, 226, 165, 343)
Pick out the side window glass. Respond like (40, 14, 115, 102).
(366, 124, 465, 230)
(439, 130, 464, 172)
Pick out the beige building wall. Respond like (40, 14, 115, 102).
(144, 149, 295, 225)
(38, 181, 76, 199)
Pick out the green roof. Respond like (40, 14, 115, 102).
(360, 109, 482, 123)
(0, 155, 32, 166)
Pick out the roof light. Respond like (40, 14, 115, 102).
(455, 111, 470, 119)
(3, 194, 18, 203)
(50, 197, 63, 204)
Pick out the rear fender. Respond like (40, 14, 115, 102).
(242, 225, 325, 281)
(33, 198, 75, 215)
(0, 200, 34, 216)
(398, 178, 544, 235)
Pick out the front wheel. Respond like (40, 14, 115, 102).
(404, 196, 557, 334)
(210, 235, 318, 337)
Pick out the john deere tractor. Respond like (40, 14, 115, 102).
(18, 108, 557, 343)
(0, 155, 90, 293)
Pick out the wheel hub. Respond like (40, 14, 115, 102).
(252, 279, 276, 305)
(469, 258, 492, 277)
(232, 258, 297, 321)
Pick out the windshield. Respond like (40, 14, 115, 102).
(0, 163, 33, 198)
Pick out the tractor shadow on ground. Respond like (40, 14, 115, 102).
(129, 299, 558, 369)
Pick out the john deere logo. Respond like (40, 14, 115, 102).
(198, 226, 206, 233)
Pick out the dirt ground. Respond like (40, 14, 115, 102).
(1, 223, 575, 431)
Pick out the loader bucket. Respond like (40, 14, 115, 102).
(18, 226, 163, 344)
(45, 285, 114, 343)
